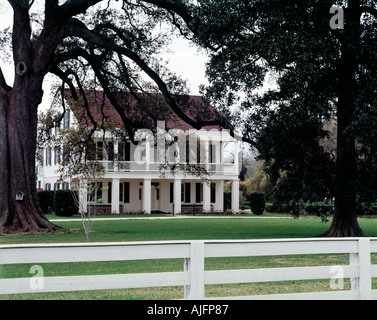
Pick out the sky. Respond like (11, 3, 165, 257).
(0, 0, 209, 111)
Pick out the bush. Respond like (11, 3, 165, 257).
(306, 203, 333, 216)
(54, 190, 79, 217)
(37, 190, 55, 214)
(248, 192, 266, 215)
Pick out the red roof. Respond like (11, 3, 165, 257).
(64, 90, 232, 132)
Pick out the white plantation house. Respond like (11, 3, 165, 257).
(37, 91, 241, 215)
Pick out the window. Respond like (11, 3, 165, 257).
(211, 183, 216, 203)
(125, 142, 131, 161)
(119, 182, 130, 203)
(97, 141, 103, 160)
(97, 182, 103, 201)
(108, 182, 112, 203)
(181, 183, 191, 203)
(118, 141, 131, 161)
(54, 146, 61, 165)
(210, 144, 216, 163)
(185, 183, 191, 203)
(108, 142, 114, 161)
(120, 182, 123, 202)
(124, 182, 130, 204)
(45, 183, 51, 191)
(64, 110, 70, 129)
(46, 148, 52, 166)
(170, 183, 174, 203)
(196, 183, 203, 203)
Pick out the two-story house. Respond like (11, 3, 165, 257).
(37, 90, 241, 215)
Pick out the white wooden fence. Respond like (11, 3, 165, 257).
(1, 238, 377, 300)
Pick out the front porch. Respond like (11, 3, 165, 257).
(83, 178, 240, 215)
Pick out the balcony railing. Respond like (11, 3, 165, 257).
(99, 161, 238, 175)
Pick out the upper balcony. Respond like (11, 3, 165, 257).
(38, 131, 242, 178)
(99, 160, 240, 176)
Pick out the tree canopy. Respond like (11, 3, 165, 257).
(188, 0, 377, 236)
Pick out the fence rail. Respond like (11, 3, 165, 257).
(1, 238, 377, 300)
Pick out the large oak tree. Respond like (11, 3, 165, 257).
(191, 0, 377, 236)
(0, 0, 239, 233)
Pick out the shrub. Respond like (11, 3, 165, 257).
(306, 203, 333, 216)
(265, 203, 274, 212)
(37, 190, 55, 214)
(54, 190, 79, 217)
(248, 192, 266, 215)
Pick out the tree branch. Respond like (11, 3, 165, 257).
(140, 0, 194, 26)
(64, 20, 221, 127)
(43, 0, 60, 27)
(59, 0, 103, 22)
(62, 18, 258, 147)
(49, 65, 78, 100)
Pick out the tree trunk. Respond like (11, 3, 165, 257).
(0, 84, 64, 233)
(321, 0, 366, 237)
(0, 2, 66, 233)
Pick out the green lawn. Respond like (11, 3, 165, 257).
(2, 214, 377, 244)
(1, 216, 377, 300)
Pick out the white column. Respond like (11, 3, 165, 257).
(234, 140, 239, 174)
(174, 179, 182, 214)
(231, 179, 240, 213)
(145, 140, 151, 172)
(203, 181, 211, 211)
(215, 180, 224, 211)
(143, 178, 152, 214)
(114, 140, 119, 172)
(111, 178, 120, 214)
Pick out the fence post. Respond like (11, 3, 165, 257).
(358, 238, 372, 300)
(349, 238, 372, 300)
(184, 241, 205, 300)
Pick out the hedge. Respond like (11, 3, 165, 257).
(247, 192, 266, 216)
(54, 190, 79, 217)
(37, 190, 55, 214)
(265, 202, 377, 217)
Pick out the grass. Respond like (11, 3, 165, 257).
(0, 215, 331, 244)
(1, 215, 377, 300)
